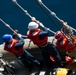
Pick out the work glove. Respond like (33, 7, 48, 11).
(65, 56, 74, 64)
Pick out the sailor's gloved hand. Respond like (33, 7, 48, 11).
(60, 20, 68, 32)
(60, 20, 67, 26)
(17, 34, 22, 38)
(65, 56, 74, 64)
(31, 17, 36, 21)
(31, 17, 44, 27)
(13, 29, 18, 35)
(50, 56, 56, 63)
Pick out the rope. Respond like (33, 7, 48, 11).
(36, 0, 76, 45)
(36, 0, 60, 30)
(37, 0, 61, 21)
(12, 0, 74, 45)
(12, 0, 32, 19)
(0, 18, 26, 38)
(37, 0, 76, 33)
(12, 0, 56, 34)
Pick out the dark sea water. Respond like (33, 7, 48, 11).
(0, 0, 76, 44)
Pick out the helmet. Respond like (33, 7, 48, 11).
(51, 68, 72, 75)
(55, 31, 63, 40)
(28, 22, 38, 30)
(2, 34, 12, 42)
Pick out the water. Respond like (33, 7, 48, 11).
(0, 0, 76, 44)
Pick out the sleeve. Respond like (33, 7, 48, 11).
(12, 34, 16, 39)
(12, 34, 19, 40)
(14, 37, 24, 50)
(39, 27, 49, 40)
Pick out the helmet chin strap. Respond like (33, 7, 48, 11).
(0, 18, 26, 38)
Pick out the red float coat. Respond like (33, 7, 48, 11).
(27, 28, 48, 47)
(56, 35, 76, 52)
(4, 39, 23, 55)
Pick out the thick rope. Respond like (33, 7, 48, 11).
(36, 0, 60, 30)
(12, 0, 56, 34)
(37, 0, 76, 33)
(0, 18, 26, 38)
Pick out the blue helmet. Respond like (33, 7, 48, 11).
(2, 34, 12, 42)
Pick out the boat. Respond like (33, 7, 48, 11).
(0, 37, 76, 75)
(0, 0, 76, 75)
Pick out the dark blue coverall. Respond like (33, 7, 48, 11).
(13, 35, 40, 68)
(38, 27, 62, 68)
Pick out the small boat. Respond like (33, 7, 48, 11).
(0, 37, 76, 75)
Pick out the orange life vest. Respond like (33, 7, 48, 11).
(66, 36, 76, 52)
(27, 28, 48, 47)
(56, 35, 68, 49)
(4, 39, 23, 55)
(56, 35, 76, 52)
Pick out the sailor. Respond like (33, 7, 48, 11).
(54, 30, 76, 52)
(2, 32, 40, 71)
(26, 17, 63, 68)
(54, 20, 76, 64)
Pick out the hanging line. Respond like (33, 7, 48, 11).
(36, 0, 67, 38)
(37, 0, 76, 33)
(12, 0, 56, 34)
(12, 0, 75, 45)
(12, 0, 32, 19)
(36, 0, 68, 38)
(0, 18, 32, 49)
(0, 18, 26, 38)
(36, 0, 60, 30)
(36, 0, 76, 45)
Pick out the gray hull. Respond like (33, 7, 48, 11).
(0, 36, 66, 60)
(0, 36, 76, 74)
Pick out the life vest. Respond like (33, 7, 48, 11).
(56, 35, 76, 52)
(66, 36, 76, 52)
(4, 39, 23, 55)
(56, 36, 67, 49)
(27, 28, 48, 47)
